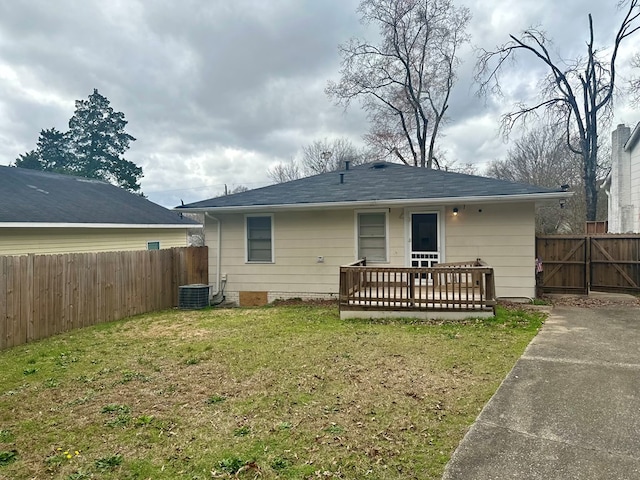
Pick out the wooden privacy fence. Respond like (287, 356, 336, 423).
(536, 235, 640, 294)
(0, 246, 208, 350)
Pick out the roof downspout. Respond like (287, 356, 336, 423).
(204, 212, 222, 294)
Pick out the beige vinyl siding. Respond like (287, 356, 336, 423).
(387, 208, 405, 264)
(445, 202, 536, 299)
(207, 208, 405, 296)
(0, 228, 189, 255)
(207, 203, 536, 301)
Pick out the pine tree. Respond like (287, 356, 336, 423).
(67, 89, 141, 192)
(14, 150, 43, 170)
(37, 128, 71, 172)
(14, 89, 143, 193)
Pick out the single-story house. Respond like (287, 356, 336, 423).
(176, 161, 567, 305)
(604, 123, 640, 233)
(0, 165, 200, 255)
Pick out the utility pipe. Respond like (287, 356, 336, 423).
(204, 212, 222, 294)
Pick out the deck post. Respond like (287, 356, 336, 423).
(485, 269, 496, 313)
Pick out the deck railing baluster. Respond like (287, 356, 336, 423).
(392, 271, 396, 306)
(443, 270, 448, 309)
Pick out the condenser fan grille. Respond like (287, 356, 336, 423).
(178, 284, 210, 309)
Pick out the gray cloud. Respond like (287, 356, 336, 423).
(0, 0, 636, 207)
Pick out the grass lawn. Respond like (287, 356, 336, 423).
(0, 303, 544, 479)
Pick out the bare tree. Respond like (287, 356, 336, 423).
(486, 127, 589, 233)
(229, 185, 249, 194)
(486, 129, 579, 185)
(439, 158, 478, 175)
(267, 138, 366, 183)
(301, 138, 365, 174)
(267, 159, 301, 184)
(627, 52, 640, 103)
(326, 0, 470, 168)
(475, 0, 640, 221)
(218, 184, 251, 196)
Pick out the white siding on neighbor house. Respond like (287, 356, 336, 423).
(445, 202, 536, 299)
(631, 143, 640, 231)
(608, 124, 640, 233)
(0, 228, 189, 255)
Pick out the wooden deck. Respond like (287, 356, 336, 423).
(339, 259, 496, 320)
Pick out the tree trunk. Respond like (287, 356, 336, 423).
(583, 149, 598, 221)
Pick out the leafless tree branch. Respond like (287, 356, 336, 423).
(327, 0, 470, 168)
(475, 0, 640, 221)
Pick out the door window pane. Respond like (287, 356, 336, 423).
(411, 213, 438, 252)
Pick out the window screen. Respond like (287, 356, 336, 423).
(358, 212, 386, 261)
(247, 216, 273, 262)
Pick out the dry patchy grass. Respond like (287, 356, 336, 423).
(0, 304, 544, 479)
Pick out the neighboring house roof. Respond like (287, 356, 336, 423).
(0, 165, 199, 228)
(177, 161, 567, 212)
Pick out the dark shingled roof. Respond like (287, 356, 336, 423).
(178, 161, 564, 210)
(0, 165, 198, 226)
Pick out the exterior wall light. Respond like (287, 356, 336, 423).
(453, 207, 459, 216)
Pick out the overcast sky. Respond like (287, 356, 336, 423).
(1, 0, 638, 207)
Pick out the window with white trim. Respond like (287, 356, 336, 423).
(357, 212, 387, 262)
(246, 215, 273, 262)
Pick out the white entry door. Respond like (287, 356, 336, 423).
(409, 212, 440, 267)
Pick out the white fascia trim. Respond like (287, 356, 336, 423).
(0, 223, 202, 229)
(176, 192, 571, 214)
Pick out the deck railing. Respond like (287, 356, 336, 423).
(339, 260, 496, 314)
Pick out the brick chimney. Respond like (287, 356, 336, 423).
(609, 124, 632, 233)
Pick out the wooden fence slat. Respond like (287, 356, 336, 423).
(7, 257, 21, 348)
(23, 255, 34, 343)
(0, 257, 7, 350)
(32, 256, 43, 342)
(17, 257, 28, 346)
(54, 254, 64, 333)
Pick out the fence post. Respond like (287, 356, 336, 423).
(586, 235, 591, 292)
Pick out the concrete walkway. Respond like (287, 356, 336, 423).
(442, 299, 640, 479)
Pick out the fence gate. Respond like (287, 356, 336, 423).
(536, 235, 640, 294)
(536, 236, 588, 294)
(589, 236, 640, 292)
